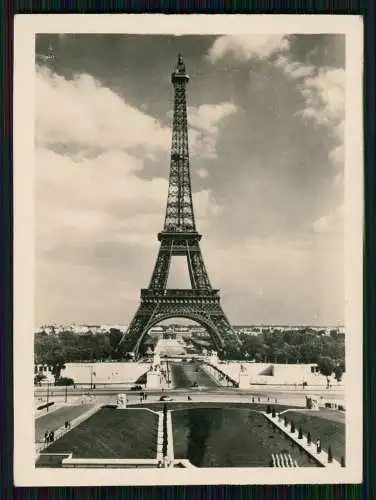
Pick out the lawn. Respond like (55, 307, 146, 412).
(282, 410, 345, 460)
(172, 408, 320, 468)
(35, 404, 94, 443)
(43, 407, 158, 459)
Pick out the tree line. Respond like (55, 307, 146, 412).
(34, 327, 345, 381)
(221, 328, 345, 379)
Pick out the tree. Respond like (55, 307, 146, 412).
(333, 364, 344, 382)
(317, 356, 336, 377)
(55, 377, 74, 386)
(243, 335, 263, 360)
(34, 334, 66, 381)
(108, 328, 123, 350)
(34, 373, 46, 385)
(300, 342, 319, 364)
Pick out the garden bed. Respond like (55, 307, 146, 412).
(41, 407, 158, 460)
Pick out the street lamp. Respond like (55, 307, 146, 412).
(46, 382, 50, 412)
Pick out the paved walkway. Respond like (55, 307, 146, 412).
(36, 404, 101, 454)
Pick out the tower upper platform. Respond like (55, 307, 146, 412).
(171, 54, 190, 83)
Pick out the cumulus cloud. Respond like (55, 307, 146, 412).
(188, 102, 238, 134)
(207, 35, 290, 62)
(271, 53, 346, 170)
(298, 67, 345, 168)
(167, 101, 238, 160)
(299, 68, 345, 128)
(274, 54, 315, 79)
(36, 66, 171, 154)
(35, 63, 226, 324)
(207, 35, 345, 170)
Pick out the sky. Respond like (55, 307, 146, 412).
(35, 33, 345, 327)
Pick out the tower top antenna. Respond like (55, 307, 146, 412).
(172, 53, 189, 82)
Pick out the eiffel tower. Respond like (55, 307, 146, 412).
(119, 55, 241, 359)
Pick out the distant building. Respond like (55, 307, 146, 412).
(35, 323, 345, 338)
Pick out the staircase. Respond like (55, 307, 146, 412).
(271, 453, 298, 468)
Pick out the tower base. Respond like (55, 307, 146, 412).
(120, 289, 240, 359)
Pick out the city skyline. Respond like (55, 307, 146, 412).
(35, 34, 345, 327)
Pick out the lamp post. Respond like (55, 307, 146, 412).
(90, 366, 93, 390)
(46, 382, 50, 412)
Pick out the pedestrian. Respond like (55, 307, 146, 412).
(316, 438, 321, 454)
(44, 430, 49, 444)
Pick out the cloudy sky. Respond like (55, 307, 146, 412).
(35, 33, 345, 327)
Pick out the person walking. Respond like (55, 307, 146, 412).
(316, 438, 321, 454)
(44, 430, 49, 445)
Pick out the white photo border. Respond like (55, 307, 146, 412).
(13, 14, 363, 487)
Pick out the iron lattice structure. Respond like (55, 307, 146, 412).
(119, 55, 241, 358)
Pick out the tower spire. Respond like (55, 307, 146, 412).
(163, 54, 195, 233)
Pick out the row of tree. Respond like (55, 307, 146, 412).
(35, 326, 345, 381)
(34, 328, 156, 379)
(221, 329, 345, 377)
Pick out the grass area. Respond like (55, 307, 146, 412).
(172, 408, 320, 468)
(299, 409, 345, 424)
(282, 410, 345, 460)
(43, 407, 158, 459)
(35, 404, 94, 442)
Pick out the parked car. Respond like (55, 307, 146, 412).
(159, 395, 174, 401)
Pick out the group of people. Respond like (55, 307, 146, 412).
(139, 392, 148, 402)
(43, 420, 71, 446)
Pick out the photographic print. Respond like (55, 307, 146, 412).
(13, 15, 363, 486)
